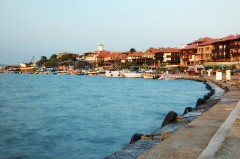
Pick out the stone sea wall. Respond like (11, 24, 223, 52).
(105, 77, 225, 159)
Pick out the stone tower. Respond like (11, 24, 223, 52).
(98, 43, 104, 52)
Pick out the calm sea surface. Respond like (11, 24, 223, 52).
(0, 74, 209, 159)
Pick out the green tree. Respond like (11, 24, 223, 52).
(36, 56, 48, 67)
(41, 56, 48, 61)
(50, 54, 57, 61)
(58, 54, 75, 63)
(57, 54, 75, 67)
(130, 48, 136, 53)
(44, 60, 58, 67)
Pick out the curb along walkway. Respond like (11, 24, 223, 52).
(138, 76, 240, 159)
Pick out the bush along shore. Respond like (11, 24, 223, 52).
(104, 78, 225, 159)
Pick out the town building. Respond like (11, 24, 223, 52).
(98, 43, 104, 52)
(142, 49, 156, 66)
(125, 52, 144, 65)
(154, 48, 181, 65)
(212, 34, 240, 62)
(229, 35, 240, 61)
(181, 37, 214, 65)
(195, 38, 216, 64)
(82, 52, 99, 64)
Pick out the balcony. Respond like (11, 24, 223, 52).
(225, 53, 231, 58)
(232, 53, 240, 57)
(182, 58, 189, 62)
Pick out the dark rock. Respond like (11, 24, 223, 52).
(203, 95, 210, 101)
(206, 83, 209, 88)
(196, 98, 204, 107)
(224, 86, 229, 92)
(161, 111, 177, 128)
(207, 92, 211, 97)
(210, 90, 215, 96)
(183, 107, 193, 115)
(130, 133, 143, 144)
(206, 83, 212, 90)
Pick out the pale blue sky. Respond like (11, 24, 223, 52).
(0, 0, 240, 64)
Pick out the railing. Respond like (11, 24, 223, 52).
(232, 53, 240, 57)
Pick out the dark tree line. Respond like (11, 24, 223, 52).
(36, 54, 90, 69)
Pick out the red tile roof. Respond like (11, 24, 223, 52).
(98, 51, 111, 58)
(127, 52, 143, 57)
(234, 34, 240, 40)
(143, 52, 155, 56)
(181, 44, 198, 50)
(183, 37, 216, 49)
(188, 37, 214, 45)
(220, 35, 236, 41)
(99, 52, 123, 60)
(198, 39, 218, 46)
(147, 48, 164, 53)
(155, 48, 181, 53)
(212, 34, 239, 43)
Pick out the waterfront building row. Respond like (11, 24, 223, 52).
(78, 34, 240, 68)
(181, 34, 240, 66)
(1, 34, 240, 73)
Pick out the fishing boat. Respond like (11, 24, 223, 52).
(86, 70, 99, 76)
(143, 70, 159, 79)
(69, 70, 84, 75)
(158, 74, 176, 80)
(121, 71, 143, 78)
(57, 71, 69, 75)
(105, 70, 123, 78)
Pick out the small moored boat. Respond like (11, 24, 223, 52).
(121, 71, 143, 78)
(158, 74, 176, 80)
(143, 70, 159, 79)
(105, 70, 123, 78)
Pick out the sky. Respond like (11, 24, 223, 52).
(0, 0, 240, 64)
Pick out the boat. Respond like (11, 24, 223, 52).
(69, 70, 84, 75)
(105, 70, 123, 78)
(77, 72, 85, 75)
(158, 74, 176, 80)
(121, 71, 143, 78)
(86, 70, 99, 76)
(143, 70, 159, 79)
(57, 71, 70, 75)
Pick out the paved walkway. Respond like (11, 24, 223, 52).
(138, 75, 240, 159)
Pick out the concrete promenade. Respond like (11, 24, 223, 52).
(138, 75, 240, 159)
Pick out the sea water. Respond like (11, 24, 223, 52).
(0, 74, 209, 159)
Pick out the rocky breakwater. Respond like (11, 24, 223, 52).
(105, 79, 225, 159)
